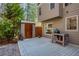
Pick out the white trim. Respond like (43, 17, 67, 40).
(65, 15, 78, 32)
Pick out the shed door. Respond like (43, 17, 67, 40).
(25, 23, 32, 38)
(35, 27, 42, 37)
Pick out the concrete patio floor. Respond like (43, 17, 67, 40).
(0, 37, 79, 56)
(0, 43, 20, 56)
(18, 37, 79, 56)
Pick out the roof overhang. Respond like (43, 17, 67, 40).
(21, 20, 35, 24)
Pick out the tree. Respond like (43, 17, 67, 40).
(26, 3, 38, 22)
(0, 3, 24, 40)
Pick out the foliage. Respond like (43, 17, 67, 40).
(26, 3, 38, 22)
(3, 3, 24, 23)
(0, 3, 24, 40)
(0, 19, 14, 39)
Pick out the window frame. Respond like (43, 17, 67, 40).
(44, 23, 53, 35)
(65, 15, 78, 31)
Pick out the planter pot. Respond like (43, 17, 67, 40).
(12, 39, 17, 43)
(38, 36, 41, 38)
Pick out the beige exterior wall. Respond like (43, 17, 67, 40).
(38, 3, 63, 21)
(63, 3, 79, 44)
(21, 23, 25, 38)
(42, 17, 64, 39)
(39, 3, 79, 44)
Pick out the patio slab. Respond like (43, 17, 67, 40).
(18, 37, 79, 56)
(0, 44, 20, 56)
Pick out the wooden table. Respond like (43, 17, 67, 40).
(54, 33, 69, 46)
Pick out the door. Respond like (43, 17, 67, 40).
(35, 27, 42, 37)
(25, 23, 32, 38)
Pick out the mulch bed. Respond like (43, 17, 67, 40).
(0, 39, 17, 46)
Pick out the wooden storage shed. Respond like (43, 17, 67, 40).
(21, 21, 35, 39)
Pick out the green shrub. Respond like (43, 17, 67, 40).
(0, 3, 24, 40)
(0, 18, 14, 39)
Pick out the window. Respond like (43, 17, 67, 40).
(37, 3, 40, 6)
(39, 7, 41, 15)
(65, 15, 78, 31)
(44, 23, 53, 35)
(65, 3, 69, 6)
(65, 3, 72, 7)
(49, 3, 55, 10)
(37, 3, 42, 6)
